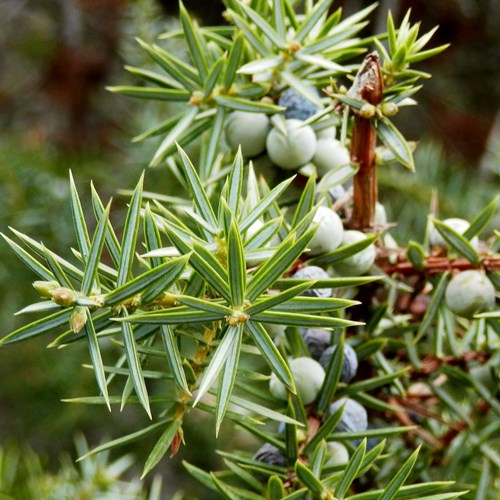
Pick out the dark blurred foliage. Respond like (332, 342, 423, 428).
(0, 0, 498, 496)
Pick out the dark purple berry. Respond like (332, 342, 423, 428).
(319, 343, 358, 383)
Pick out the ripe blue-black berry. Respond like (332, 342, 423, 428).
(328, 398, 367, 433)
(278, 87, 320, 121)
(320, 343, 358, 383)
(293, 266, 332, 298)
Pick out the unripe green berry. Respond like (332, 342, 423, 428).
(445, 270, 495, 318)
(332, 230, 376, 276)
(309, 206, 344, 255)
(266, 119, 317, 170)
(225, 111, 270, 157)
(312, 139, 350, 177)
(269, 357, 325, 405)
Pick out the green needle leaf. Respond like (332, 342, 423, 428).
(215, 323, 243, 436)
(69, 170, 91, 259)
(223, 32, 244, 89)
(245, 321, 294, 391)
(335, 439, 366, 497)
(336, 481, 457, 499)
(81, 202, 110, 296)
(406, 240, 426, 270)
(91, 183, 121, 267)
(0, 309, 72, 345)
(305, 398, 346, 454)
(295, 460, 324, 496)
(176, 145, 217, 229)
(84, 310, 110, 411)
(1, 232, 54, 281)
(136, 38, 199, 91)
(432, 219, 480, 265)
(229, 9, 272, 57)
(142, 419, 181, 478)
(246, 226, 316, 301)
(378, 445, 421, 500)
(214, 94, 283, 113)
(252, 310, 360, 328)
(227, 219, 246, 307)
(160, 325, 190, 394)
(294, 0, 334, 44)
(120, 315, 151, 418)
(179, 1, 208, 80)
(376, 118, 415, 171)
(78, 418, 171, 461)
(150, 107, 199, 167)
(416, 272, 449, 342)
(117, 174, 144, 287)
(106, 86, 191, 101)
(240, 3, 286, 49)
(463, 196, 498, 239)
(105, 256, 188, 306)
(202, 57, 225, 98)
(317, 335, 345, 414)
(194, 325, 241, 406)
(226, 149, 244, 215)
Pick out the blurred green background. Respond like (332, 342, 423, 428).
(0, 0, 498, 496)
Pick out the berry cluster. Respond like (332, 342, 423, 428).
(225, 88, 350, 178)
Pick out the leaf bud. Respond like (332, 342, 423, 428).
(70, 306, 88, 334)
(359, 103, 376, 118)
(33, 280, 60, 297)
(51, 287, 77, 307)
(380, 102, 399, 116)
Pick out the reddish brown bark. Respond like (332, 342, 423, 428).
(349, 52, 384, 230)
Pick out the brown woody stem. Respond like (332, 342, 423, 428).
(349, 52, 384, 230)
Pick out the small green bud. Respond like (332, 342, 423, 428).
(33, 280, 60, 297)
(359, 103, 376, 118)
(52, 287, 77, 307)
(380, 102, 399, 116)
(70, 306, 87, 334)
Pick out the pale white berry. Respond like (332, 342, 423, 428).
(269, 357, 326, 405)
(429, 218, 478, 249)
(312, 139, 350, 177)
(309, 206, 344, 255)
(445, 270, 495, 318)
(333, 230, 376, 276)
(225, 111, 270, 157)
(266, 119, 317, 169)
